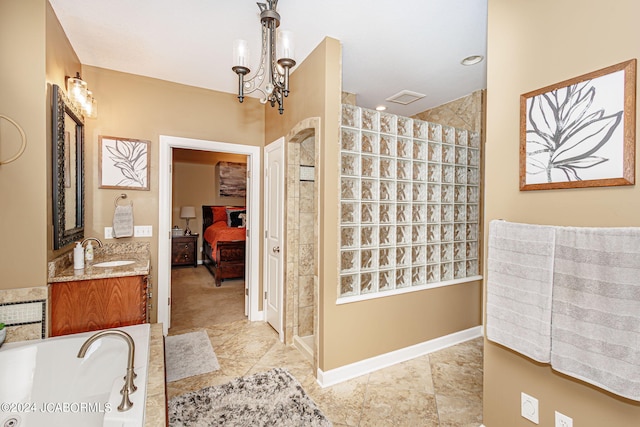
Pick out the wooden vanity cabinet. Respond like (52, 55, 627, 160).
(50, 275, 148, 337)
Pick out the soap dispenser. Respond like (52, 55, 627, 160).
(85, 240, 94, 262)
(73, 242, 85, 269)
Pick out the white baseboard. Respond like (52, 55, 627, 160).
(316, 325, 483, 388)
(293, 335, 314, 363)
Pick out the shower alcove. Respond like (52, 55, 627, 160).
(283, 117, 321, 372)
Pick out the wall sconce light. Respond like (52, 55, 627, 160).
(66, 72, 98, 119)
(180, 206, 196, 235)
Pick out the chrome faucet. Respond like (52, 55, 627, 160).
(81, 237, 104, 248)
(77, 329, 137, 412)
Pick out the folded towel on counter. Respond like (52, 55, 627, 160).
(486, 220, 556, 363)
(551, 226, 640, 401)
(113, 204, 134, 238)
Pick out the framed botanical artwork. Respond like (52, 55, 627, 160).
(99, 136, 150, 190)
(520, 59, 636, 190)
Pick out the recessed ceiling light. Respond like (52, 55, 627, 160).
(376, 105, 387, 111)
(461, 55, 484, 66)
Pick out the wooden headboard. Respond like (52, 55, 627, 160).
(202, 205, 244, 234)
(202, 205, 215, 233)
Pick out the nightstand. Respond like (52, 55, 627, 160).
(171, 234, 198, 267)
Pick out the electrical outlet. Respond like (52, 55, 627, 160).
(134, 225, 153, 237)
(555, 411, 573, 427)
(521, 392, 539, 424)
(104, 227, 114, 239)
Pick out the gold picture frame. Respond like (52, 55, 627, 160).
(99, 136, 151, 190)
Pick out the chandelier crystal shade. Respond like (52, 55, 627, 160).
(232, 0, 296, 114)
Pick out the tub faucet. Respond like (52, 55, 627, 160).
(77, 329, 137, 412)
(81, 237, 103, 248)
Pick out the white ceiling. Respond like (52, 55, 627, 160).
(49, 0, 487, 117)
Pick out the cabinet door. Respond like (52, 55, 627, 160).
(50, 275, 147, 337)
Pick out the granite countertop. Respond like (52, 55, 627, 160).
(145, 323, 167, 427)
(48, 242, 151, 283)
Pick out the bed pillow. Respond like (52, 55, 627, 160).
(226, 208, 246, 228)
(212, 206, 227, 224)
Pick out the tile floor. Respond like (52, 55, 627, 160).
(168, 266, 483, 426)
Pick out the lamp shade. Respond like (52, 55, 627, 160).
(67, 74, 87, 106)
(233, 39, 249, 67)
(277, 30, 295, 60)
(180, 206, 196, 219)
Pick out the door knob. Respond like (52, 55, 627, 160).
(272, 246, 280, 253)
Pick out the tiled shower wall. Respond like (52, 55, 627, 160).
(287, 133, 317, 340)
(339, 105, 481, 299)
(412, 90, 484, 134)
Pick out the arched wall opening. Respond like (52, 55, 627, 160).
(283, 117, 321, 375)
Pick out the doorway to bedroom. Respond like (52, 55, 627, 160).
(158, 136, 261, 335)
(169, 148, 249, 332)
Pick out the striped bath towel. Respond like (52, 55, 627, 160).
(551, 226, 640, 401)
(486, 220, 556, 363)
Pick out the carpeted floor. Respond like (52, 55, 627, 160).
(170, 266, 246, 334)
(168, 368, 332, 427)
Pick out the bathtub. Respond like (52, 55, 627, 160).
(0, 323, 150, 427)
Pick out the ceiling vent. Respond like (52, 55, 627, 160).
(385, 90, 426, 105)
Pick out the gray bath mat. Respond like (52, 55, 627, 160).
(165, 330, 220, 382)
(168, 368, 332, 426)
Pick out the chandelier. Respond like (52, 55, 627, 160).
(232, 0, 296, 114)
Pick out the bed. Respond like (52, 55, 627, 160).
(202, 205, 246, 286)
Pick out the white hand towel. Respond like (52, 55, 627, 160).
(551, 226, 640, 401)
(486, 220, 556, 363)
(113, 204, 134, 238)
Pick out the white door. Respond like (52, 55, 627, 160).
(244, 158, 251, 317)
(264, 138, 284, 338)
(165, 151, 174, 329)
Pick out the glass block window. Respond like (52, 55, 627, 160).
(339, 105, 481, 299)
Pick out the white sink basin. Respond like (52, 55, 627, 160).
(93, 260, 135, 268)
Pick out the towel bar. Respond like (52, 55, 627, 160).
(115, 193, 131, 207)
(0, 114, 27, 165)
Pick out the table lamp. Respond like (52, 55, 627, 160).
(180, 206, 196, 235)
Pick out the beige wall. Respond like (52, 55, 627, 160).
(263, 37, 341, 370)
(0, 0, 49, 289)
(1, 0, 263, 319)
(6, 5, 483, 379)
(485, 0, 640, 425)
(173, 150, 247, 208)
(282, 39, 483, 372)
(80, 66, 264, 321)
